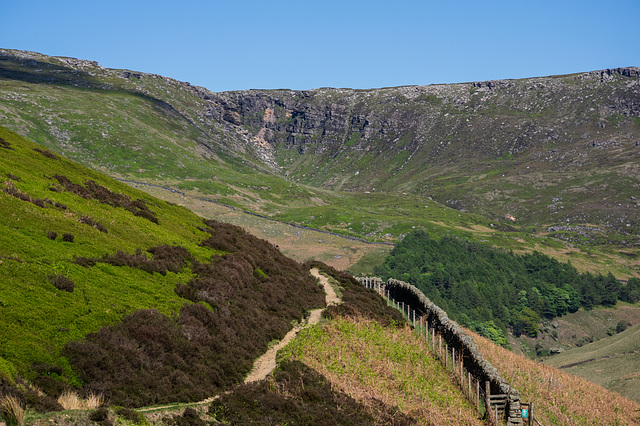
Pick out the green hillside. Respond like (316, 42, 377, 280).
(1, 49, 639, 281)
(0, 125, 325, 408)
(544, 323, 640, 402)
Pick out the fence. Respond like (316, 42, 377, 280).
(358, 277, 535, 426)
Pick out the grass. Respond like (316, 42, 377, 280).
(0, 394, 25, 425)
(468, 328, 640, 425)
(57, 391, 103, 411)
(279, 316, 483, 424)
(0, 125, 325, 409)
(544, 323, 640, 402)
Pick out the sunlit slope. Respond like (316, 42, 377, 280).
(544, 323, 640, 402)
(0, 125, 324, 407)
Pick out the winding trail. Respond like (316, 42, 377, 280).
(245, 267, 339, 383)
(139, 268, 339, 412)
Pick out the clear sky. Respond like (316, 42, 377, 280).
(1, 0, 638, 92)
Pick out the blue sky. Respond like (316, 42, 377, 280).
(1, 0, 638, 92)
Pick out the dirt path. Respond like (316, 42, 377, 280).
(139, 268, 339, 413)
(245, 268, 338, 383)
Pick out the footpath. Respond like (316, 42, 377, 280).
(139, 268, 339, 415)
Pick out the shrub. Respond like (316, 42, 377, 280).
(79, 215, 108, 233)
(2, 183, 51, 209)
(88, 407, 110, 423)
(305, 260, 405, 327)
(47, 231, 58, 241)
(65, 221, 326, 408)
(62, 233, 74, 242)
(615, 320, 631, 334)
(48, 275, 75, 293)
(166, 407, 207, 426)
(33, 147, 58, 159)
(0, 137, 14, 150)
(208, 360, 414, 425)
(53, 175, 158, 223)
(115, 407, 146, 424)
(73, 256, 96, 268)
(32, 376, 71, 399)
(0, 357, 17, 385)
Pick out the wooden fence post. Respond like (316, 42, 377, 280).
(530, 402, 535, 425)
(445, 344, 448, 368)
(486, 381, 491, 413)
(432, 328, 435, 351)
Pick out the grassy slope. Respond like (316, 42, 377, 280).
(544, 323, 640, 403)
(279, 317, 483, 425)
(0, 125, 210, 378)
(0, 125, 326, 397)
(469, 329, 640, 424)
(1, 49, 638, 280)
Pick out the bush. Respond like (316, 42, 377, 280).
(47, 231, 58, 241)
(64, 220, 326, 407)
(115, 407, 146, 424)
(48, 275, 75, 293)
(62, 233, 74, 242)
(88, 407, 110, 423)
(0, 137, 14, 150)
(79, 216, 108, 233)
(616, 320, 631, 334)
(166, 407, 206, 426)
(53, 175, 159, 224)
(209, 360, 414, 425)
(33, 147, 58, 159)
(304, 260, 405, 327)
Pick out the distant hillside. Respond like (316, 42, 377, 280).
(213, 67, 640, 240)
(544, 323, 640, 403)
(1, 49, 639, 257)
(0, 125, 324, 409)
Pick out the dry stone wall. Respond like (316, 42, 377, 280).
(359, 276, 523, 425)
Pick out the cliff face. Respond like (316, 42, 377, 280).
(211, 68, 640, 189)
(208, 69, 640, 230)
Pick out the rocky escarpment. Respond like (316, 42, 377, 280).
(210, 68, 640, 187)
(1, 48, 639, 235)
(208, 68, 640, 232)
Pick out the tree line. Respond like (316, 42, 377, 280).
(374, 230, 640, 345)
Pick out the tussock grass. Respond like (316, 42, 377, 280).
(0, 394, 25, 425)
(468, 328, 640, 424)
(280, 316, 482, 425)
(56, 391, 103, 410)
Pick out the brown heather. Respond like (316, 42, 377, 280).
(467, 329, 640, 425)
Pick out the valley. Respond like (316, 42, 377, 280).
(1, 47, 640, 423)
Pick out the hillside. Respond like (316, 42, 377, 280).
(0, 125, 326, 410)
(1, 48, 639, 280)
(468, 328, 640, 424)
(544, 323, 640, 403)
